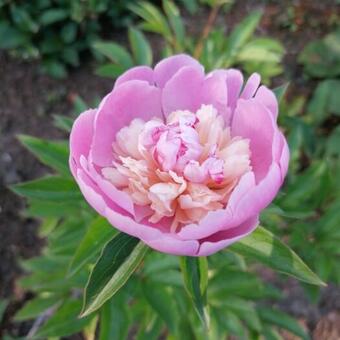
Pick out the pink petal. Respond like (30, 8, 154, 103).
(225, 69, 244, 110)
(202, 73, 231, 123)
(154, 54, 203, 88)
(85, 158, 136, 217)
(143, 235, 199, 256)
(255, 85, 278, 120)
(177, 171, 256, 240)
(69, 109, 96, 178)
(177, 161, 282, 242)
(105, 205, 199, 255)
(92, 80, 163, 167)
(208, 69, 244, 112)
(76, 169, 107, 216)
(197, 215, 259, 256)
(240, 73, 261, 99)
(114, 66, 154, 88)
(232, 98, 275, 183)
(228, 163, 282, 226)
(279, 132, 289, 182)
(105, 205, 163, 240)
(162, 66, 205, 116)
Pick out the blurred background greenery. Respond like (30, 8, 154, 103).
(0, 0, 339, 339)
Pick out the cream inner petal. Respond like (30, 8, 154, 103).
(102, 104, 252, 232)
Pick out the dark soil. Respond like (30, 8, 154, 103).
(0, 0, 339, 338)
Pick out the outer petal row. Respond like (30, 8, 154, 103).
(91, 80, 163, 167)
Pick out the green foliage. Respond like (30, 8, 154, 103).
(230, 226, 325, 286)
(95, 0, 284, 83)
(261, 29, 340, 300)
(9, 4, 339, 340)
(180, 257, 209, 327)
(18, 135, 70, 177)
(93, 27, 152, 78)
(299, 29, 340, 78)
(81, 233, 148, 316)
(0, 0, 137, 77)
(11, 98, 320, 338)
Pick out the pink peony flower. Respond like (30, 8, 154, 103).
(69, 54, 289, 256)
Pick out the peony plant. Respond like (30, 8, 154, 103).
(10, 4, 328, 337)
(70, 54, 289, 257)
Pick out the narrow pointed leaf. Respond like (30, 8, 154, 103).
(53, 114, 74, 132)
(14, 295, 61, 321)
(18, 135, 70, 177)
(258, 307, 309, 340)
(163, 0, 185, 48)
(11, 176, 82, 202)
(128, 27, 153, 65)
(92, 41, 133, 68)
(142, 281, 177, 333)
(273, 83, 289, 103)
(81, 233, 148, 316)
(226, 10, 262, 59)
(68, 217, 117, 277)
(35, 300, 93, 338)
(180, 257, 209, 327)
(230, 226, 325, 286)
(99, 294, 130, 340)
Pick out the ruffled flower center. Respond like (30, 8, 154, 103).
(102, 105, 251, 232)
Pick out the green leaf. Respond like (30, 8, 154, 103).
(180, 257, 208, 327)
(99, 294, 130, 340)
(163, 0, 185, 49)
(128, 1, 172, 38)
(273, 83, 289, 103)
(14, 295, 61, 321)
(218, 297, 262, 332)
(81, 233, 148, 316)
(238, 38, 284, 64)
(68, 217, 117, 277)
(0, 22, 26, 49)
(258, 307, 309, 340)
(25, 199, 84, 218)
(18, 135, 70, 177)
(62, 47, 79, 67)
(0, 299, 8, 323)
(142, 281, 177, 333)
(230, 226, 325, 286)
(35, 300, 94, 338)
(11, 176, 81, 202)
(215, 309, 246, 338)
(39, 9, 68, 25)
(53, 114, 74, 132)
(263, 326, 284, 340)
(61, 23, 77, 43)
(10, 5, 39, 33)
(299, 29, 340, 78)
(128, 27, 153, 65)
(38, 217, 59, 237)
(136, 314, 164, 340)
(42, 60, 67, 79)
(307, 79, 340, 124)
(95, 63, 127, 78)
(226, 10, 262, 60)
(92, 41, 133, 68)
(71, 94, 88, 115)
(209, 268, 279, 300)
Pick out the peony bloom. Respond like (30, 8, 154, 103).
(69, 54, 289, 256)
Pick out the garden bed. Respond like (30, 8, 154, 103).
(1, 1, 339, 338)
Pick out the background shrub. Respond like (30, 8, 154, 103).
(0, 0, 136, 77)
